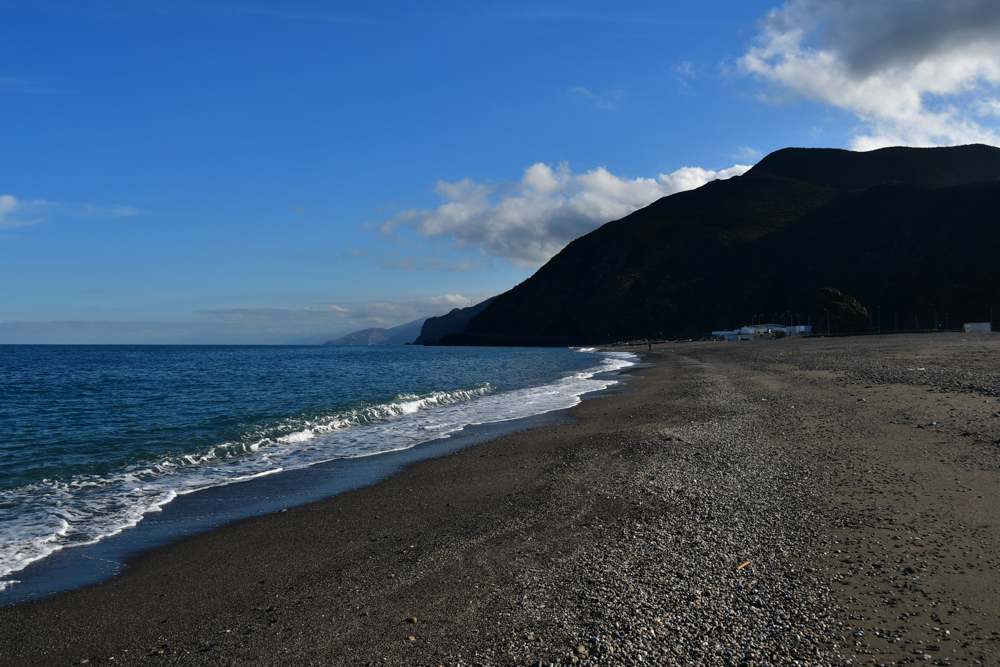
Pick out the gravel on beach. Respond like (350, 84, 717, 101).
(1, 333, 998, 666)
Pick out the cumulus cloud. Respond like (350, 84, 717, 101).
(0, 194, 138, 230)
(377, 162, 750, 269)
(740, 0, 1000, 149)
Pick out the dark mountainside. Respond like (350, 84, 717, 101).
(323, 318, 426, 346)
(413, 297, 495, 344)
(438, 144, 1000, 345)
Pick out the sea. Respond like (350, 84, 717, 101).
(0, 344, 636, 606)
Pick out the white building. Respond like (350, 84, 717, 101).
(963, 322, 992, 333)
(711, 329, 755, 341)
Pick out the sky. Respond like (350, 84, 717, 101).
(3, 0, 1000, 344)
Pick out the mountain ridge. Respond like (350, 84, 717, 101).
(437, 144, 1000, 345)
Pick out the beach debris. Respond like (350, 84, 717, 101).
(736, 560, 751, 571)
(407, 617, 418, 624)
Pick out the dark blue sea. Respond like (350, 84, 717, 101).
(0, 345, 635, 603)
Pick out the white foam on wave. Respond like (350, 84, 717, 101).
(0, 350, 636, 586)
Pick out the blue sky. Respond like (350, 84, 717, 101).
(3, 0, 1000, 343)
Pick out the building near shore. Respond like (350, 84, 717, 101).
(712, 329, 751, 341)
(711, 324, 812, 340)
(963, 322, 992, 333)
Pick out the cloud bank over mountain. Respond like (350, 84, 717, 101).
(197, 294, 476, 340)
(741, 0, 1000, 149)
(0, 295, 479, 345)
(377, 162, 750, 269)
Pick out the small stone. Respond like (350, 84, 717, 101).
(407, 617, 418, 624)
(407, 635, 416, 642)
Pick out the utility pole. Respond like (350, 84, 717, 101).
(878, 305, 881, 334)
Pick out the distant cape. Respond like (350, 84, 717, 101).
(323, 317, 426, 346)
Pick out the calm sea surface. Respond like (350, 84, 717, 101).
(0, 345, 635, 594)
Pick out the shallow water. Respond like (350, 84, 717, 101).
(0, 344, 636, 600)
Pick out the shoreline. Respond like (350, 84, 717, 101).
(0, 362, 637, 609)
(1, 334, 998, 665)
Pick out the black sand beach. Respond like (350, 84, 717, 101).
(2, 334, 999, 666)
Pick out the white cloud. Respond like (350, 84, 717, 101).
(675, 61, 697, 88)
(0, 195, 24, 229)
(0, 195, 45, 230)
(740, 0, 1000, 149)
(0, 194, 138, 230)
(569, 86, 619, 110)
(733, 146, 763, 162)
(377, 255, 490, 272)
(377, 162, 750, 269)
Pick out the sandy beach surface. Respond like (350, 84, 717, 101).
(1, 334, 999, 666)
